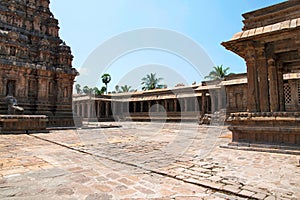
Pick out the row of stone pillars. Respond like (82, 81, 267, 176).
(246, 44, 293, 113)
(73, 91, 228, 121)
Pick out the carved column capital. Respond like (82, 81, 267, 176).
(244, 42, 255, 63)
(255, 46, 266, 58)
(267, 58, 275, 67)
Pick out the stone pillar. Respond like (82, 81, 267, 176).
(201, 91, 207, 115)
(217, 90, 223, 111)
(94, 101, 98, 117)
(95, 102, 99, 118)
(256, 46, 270, 112)
(156, 100, 159, 112)
(111, 101, 118, 115)
(105, 101, 109, 117)
(147, 101, 151, 112)
(99, 102, 103, 117)
(111, 101, 115, 115)
(82, 102, 86, 118)
(267, 59, 279, 112)
(77, 102, 80, 117)
(245, 46, 259, 112)
(87, 102, 91, 118)
(277, 62, 285, 111)
(184, 99, 188, 112)
(76, 102, 79, 116)
(174, 99, 177, 112)
(194, 97, 198, 112)
(120, 102, 124, 113)
(164, 100, 168, 112)
(140, 101, 144, 112)
(211, 92, 216, 113)
(81, 103, 84, 117)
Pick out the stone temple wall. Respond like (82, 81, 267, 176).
(0, 0, 78, 127)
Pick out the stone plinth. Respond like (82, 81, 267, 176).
(0, 115, 48, 134)
(227, 112, 300, 147)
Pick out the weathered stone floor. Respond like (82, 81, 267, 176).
(0, 122, 299, 199)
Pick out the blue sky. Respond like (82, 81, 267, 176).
(50, 0, 284, 90)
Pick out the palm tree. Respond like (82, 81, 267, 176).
(100, 86, 106, 94)
(92, 87, 101, 95)
(82, 86, 90, 94)
(205, 65, 231, 80)
(121, 85, 132, 92)
(141, 73, 163, 91)
(75, 84, 81, 94)
(101, 73, 111, 94)
(114, 85, 120, 93)
(82, 86, 93, 95)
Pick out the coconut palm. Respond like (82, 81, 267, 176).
(141, 73, 163, 91)
(101, 73, 111, 94)
(82, 86, 93, 95)
(100, 86, 106, 94)
(92, 87, 101, 95)
(205, 65, 231, 80)
(121, 85, 132, 92)
(114, 85, 120, 93)
(75, 84, 81, 94)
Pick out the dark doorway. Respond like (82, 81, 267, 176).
(6, 80, 16, 96)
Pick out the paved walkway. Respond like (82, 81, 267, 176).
(0, 122, 299, 199)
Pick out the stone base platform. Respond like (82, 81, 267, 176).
(0, 115, 48, 134)
(124, 112, 200, 122)
(221, 143, 300, 155)
(227, 112, 300, 147)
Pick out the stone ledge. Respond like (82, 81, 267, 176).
(220, 143, 300, 155)
(0, 115, 48, 120)
(228, 111, 300, 119)
(0, 115, 48, 134)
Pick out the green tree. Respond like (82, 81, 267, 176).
(141, 73, 163, 91)
(114, 85, 120, 93)
(82, 86, 90, 94)
(75, 84, 82, 94)
(204, 65, 231, 80)
(92, 87, 101, 95)
(100, 86, 106, 94)
(121, 85, 132, 92)
(101, 73, 111, 94)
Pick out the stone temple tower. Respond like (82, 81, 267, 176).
(0, 0, 78, 127)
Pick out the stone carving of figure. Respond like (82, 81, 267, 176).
(5, 95, 24, 114)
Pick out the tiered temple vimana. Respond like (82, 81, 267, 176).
(0, 0, 78, 127)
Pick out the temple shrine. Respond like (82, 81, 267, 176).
(222, 0, 300, 147)
(0, 0, 78, 127)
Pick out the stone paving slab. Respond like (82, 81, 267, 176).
(1, 122, 300, 199)
(0, 129, 244, 200)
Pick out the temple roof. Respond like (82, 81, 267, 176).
(242, 0, 300, 30)
(228, 18, 300, 42)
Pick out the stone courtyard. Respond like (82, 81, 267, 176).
(1, 122, 299, 200)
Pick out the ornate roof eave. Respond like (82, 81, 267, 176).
(222, 18, 300, 58)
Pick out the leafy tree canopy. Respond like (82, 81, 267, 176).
(204, 65, 232, 80)
(141, 73, 163, 91)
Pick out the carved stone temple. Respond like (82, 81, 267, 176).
(0, 0, 78, 127)
(222, 0, 300, 147)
